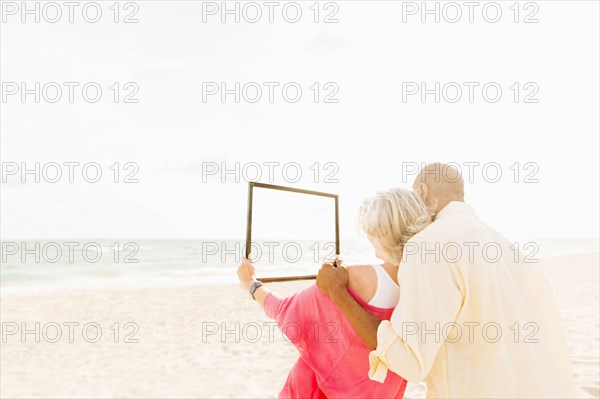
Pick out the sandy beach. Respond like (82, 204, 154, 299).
(1, 252, 598, 398)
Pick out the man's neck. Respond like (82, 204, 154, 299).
(433, 199, 464, 220)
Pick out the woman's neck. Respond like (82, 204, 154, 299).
(380, 261, 399, 285)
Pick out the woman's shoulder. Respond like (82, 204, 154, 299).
(346, 264, 376, 277)
(346, 264, 377, 304)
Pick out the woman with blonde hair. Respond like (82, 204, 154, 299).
(237, 187, 432, 398)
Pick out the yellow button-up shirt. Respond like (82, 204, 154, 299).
(368, 201, 576, 398)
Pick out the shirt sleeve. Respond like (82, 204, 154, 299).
(368, 236, 464, 384)
(263, 288, 314, 354)
(263, 291, 292, 323)
(263, 284, 348, 373)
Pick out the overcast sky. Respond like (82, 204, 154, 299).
(1, 1, 598, 240)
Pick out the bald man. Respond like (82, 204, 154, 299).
(412, 162, 464, 216)
(317, 163, 576, 398)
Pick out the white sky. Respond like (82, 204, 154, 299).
(1, 1, 598, 240)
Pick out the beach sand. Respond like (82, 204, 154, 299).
(1, 253, 598, 398)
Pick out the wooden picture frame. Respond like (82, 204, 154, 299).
(245, 182, 339, 283)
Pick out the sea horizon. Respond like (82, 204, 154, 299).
(1, 238, 598, 294)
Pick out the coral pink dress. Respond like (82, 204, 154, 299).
(264, 284, 407, 398)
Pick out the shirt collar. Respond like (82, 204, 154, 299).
(435, 201, 473, 220)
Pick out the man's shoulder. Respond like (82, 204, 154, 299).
(408, 217, 457, 245)
(410, 211, 484, 245)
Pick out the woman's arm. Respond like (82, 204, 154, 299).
(237, 256, 347, 307)
(236, 257, 313, 351)
(236, 257, 271, 307)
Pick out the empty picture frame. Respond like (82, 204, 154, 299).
(245, 182, 340, 283)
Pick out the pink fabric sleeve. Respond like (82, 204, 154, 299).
(263, 286, 350, 372)
(263, 291, 311, 352)
(264, 289, 328, 399)
(263, 291, 290, 322)
(278, 358, 327, 399)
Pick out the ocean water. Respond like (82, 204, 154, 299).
(1, 238, 598, 293)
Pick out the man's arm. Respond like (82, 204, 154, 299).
(316, 263, 381, 350)
(318, 240, 463, 384)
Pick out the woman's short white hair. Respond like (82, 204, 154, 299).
(358, 187, 432, 264)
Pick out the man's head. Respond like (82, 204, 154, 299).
(412, 162, 465, 216)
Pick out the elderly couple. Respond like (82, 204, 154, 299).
(236, 163, 576, 398)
